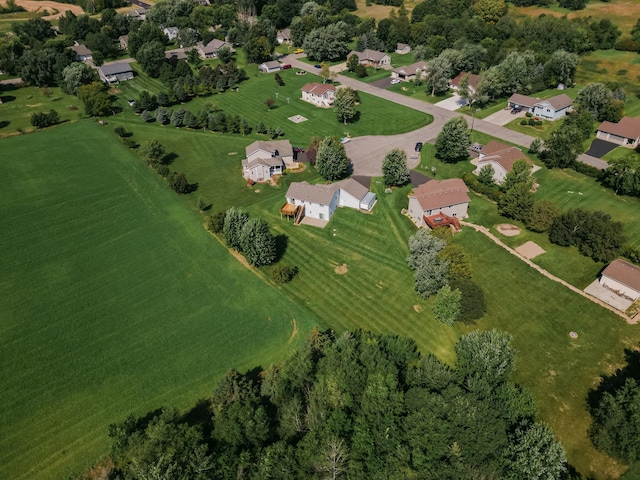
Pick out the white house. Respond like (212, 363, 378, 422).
(98, 62, 134, 83)
(600, 259, 640, 301)
(407, 179, 470, 228)
(449, 71, 480, 95)
(196, 39, 234, 58)
(277, 28, 291, 44)
(596, 116, 640, 148)
(347, 49, 391, 68)
(508, 93, 573, 120)
(163, 27, 179, 41)
(70, 44, 92, 61)
(301, 82, 336, 107)
(259, 61, 281, 73)
(391, 61, 428, 82)
(283, 178, 376, 223)
(242, 140, 295, 182)
(395, 43, 411, 55)
(473, 140, 534, 185)
(242, 157, 284, 182)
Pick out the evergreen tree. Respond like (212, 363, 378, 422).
(382, 148, 410, 187)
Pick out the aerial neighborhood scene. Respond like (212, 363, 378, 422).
(5, 0, 640, 477)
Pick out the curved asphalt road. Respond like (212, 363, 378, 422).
(282, 54, 608, 175)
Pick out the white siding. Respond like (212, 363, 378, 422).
(600, 275, 640, 301)
(408, 196, 424, 227)
(338, 190, 360, 209)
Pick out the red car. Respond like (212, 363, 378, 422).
(281, 64, 292, 69)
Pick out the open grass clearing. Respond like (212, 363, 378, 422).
(0, 121, 318, 480)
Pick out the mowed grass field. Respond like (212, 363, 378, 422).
(0, 121, 319, 480)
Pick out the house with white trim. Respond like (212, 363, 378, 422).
(277, 28, 291, 44)
(599, 259, 640, 301)
(507, 93, 573, 120)
(242, 140, 295, 182)
(391, 61, 428, 82)
(407, 179, 470, 228)
(473, 140, 534, 185)
(347, 49, 391, 68)
(301, 82, 336, 107)
(163, 27, 179, 41)
(449, 71, 480, 95)
(596, 116, 640, 148)
(259, 61, 281, 73)
(396, 43, 411, 55)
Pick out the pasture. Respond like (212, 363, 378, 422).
(0, 121, 318, 480)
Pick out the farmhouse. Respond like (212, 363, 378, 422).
(395, 43, 411, 54)
(596, 116, 640, 148)
(449, 71, 480, 95)
(282, 178, 376, 224)
(347, 49, 391, 68)
(98, 62, 134, 83)
(301, 82, 336, 107)
(391, 61, 428, 82)
(259, 61, 281, 73)
(507, 93, 573, 120)
(70, 44, 92, 62)
(277, 28, 291, 44)
(407, 178, 470, 228)
(599, 259, 640, 301)
(473, 140, 533, 184)
(242, 140, 295, 182)
(197, 39, 234, 58)
(163, 27, 179, 41)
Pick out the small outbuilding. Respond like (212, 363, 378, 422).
(395, 43, 411, 55)
(259, 61, 281, 73)
(98, 62, 134, 83)
(600, 259, 640, 301)
(70, 44, 93, 61)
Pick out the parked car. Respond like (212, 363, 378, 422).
(390, 79, 400, 85)
(314, 64, 321, 69)
(510, 107, 522, 114)
(415, 142, 423, 152)
(281, 64, 292, 69)
(294, 48, 304, 54)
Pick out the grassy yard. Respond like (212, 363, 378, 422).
(0, 122, 318, 480)
(603, 145, 640, 162)
(114, 65, 433, 146)
(0, 85, 83, 136)
(388, 81, 454, 104)
(502, 115, 564, 141)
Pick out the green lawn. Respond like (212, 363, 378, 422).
(388, 82, 454, 104)
(0, 121, 318, 480)
(502, 115, 564, 141)
(0, 85, 83, 136)
(603, 146, 640, 162)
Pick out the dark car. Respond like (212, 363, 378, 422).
(415, 142, 423, 152)
(314, 64, 321, 69)
(510, 107, 522, 114)
(281, 64, 292, 69)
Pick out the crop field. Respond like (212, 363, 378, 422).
(0, 122, 318, 480)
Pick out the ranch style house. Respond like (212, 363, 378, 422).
(407, 178, 470, 229)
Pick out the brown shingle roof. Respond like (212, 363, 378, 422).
(450, 71, 480, 89)
(597, 116, 640, 140)
(393, 61, 428, 76)
(546, 93, 573, 110)
(301, 82, 336, 95)
(602, 259, 640, 292)
(286, 181, 338, 205)
(333, 178, 369, 201)
(71, 44, 92, 56)
(508, 93, 538, 108)
(412, 178, 470, 212)
(478, 140, 532, 172)
(348, 49, 389, 63)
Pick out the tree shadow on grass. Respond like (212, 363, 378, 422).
(0, 95, 16, 103)
(587, 348, 640, 411)
(162, 152, 178, 165)
(181, 398, 214, 447)
(274, 234, 288, 262)
(0, 120, 9, 129)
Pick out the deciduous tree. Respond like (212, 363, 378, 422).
(433, 285, 462, 325)
(77, 81, 112, 116)
(334, 86, 358, 125)
(435, 116, 471, 163)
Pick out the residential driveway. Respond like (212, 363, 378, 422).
(584, 280, 633, 312)
(586, 139, 618, 158)
(577, 154, 608, 170)
(330, 62, 348, 74)
(434, 94, 465, 111)
(370, 77, 394, 89)
(484, 108, 525, 126)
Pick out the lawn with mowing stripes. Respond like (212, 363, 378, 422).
(114, 66, 433, 145)
(0, 121, 318, 480)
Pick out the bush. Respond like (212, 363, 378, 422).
(30, 109, 60, 128)
(205, 210, 226, 234)
(272, 263, 299, 283)
(114, 126, 127, 137)
(520, 119, 529, 125)
(615, 38, 640, 52)
(462, 172, 502, 202)
(525, 111, 533, 118)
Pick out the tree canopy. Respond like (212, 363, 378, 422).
(382, 148, 410, 187)
(435, 116, 471, 163)
(315, 136, 350, 181)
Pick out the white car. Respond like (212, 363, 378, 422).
(390, 79, 400, 85)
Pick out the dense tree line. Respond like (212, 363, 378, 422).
(105, 329, 567, 479)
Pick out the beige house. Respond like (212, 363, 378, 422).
(407, 179, 470, 228)
(596, 116, 640, 148)
(391, 61, 428, 82)
(599, 259, 640, 301)
(196, 39, 234, 58)
(277, 28, 291, 44)
(395, 43, 411, 55)
(347, 49, 391, 68)
(473, 140, 534, 185)
(242, 140, 295, 182)
(301, 82, 336, 107)
(449, 71, 480, 95)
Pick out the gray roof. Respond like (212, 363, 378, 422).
(260, 60, 281, 69)
(348, 49, 389, 63)
(164, 27, 179, 34)
(99, 62, 133, 76)
(246, 140, 293, 158)
(333, 178, 369, 201)
(243, 157, 284, 169)
(286, 181, 338, 205)
(165, 48, 187, 60)
(71, 44, 92, 56)
(198, 39, 231, 54)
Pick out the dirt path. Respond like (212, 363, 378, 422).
(460, 221, 634, 323)
(0, 0, 83, 19)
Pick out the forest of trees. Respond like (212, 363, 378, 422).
(105, 329, 568, 479)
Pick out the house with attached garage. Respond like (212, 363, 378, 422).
(242, 140, 295, 182)
(407, 178, 470, 229)
(599, 259, 640, 301)
(347, 49, 391, 69)
(391, 61, 428, 82)
(126, 7, 147, 20)
(282, 178, 376, 224)
(277, 28, 291, 44)
(301, 82, 336, 107)
(596, 116, 640, 148)
(259, 61, 281, 73)
(507, 93, 573, 120)
(98, 62, 134, 83)
(70, 44, 92, 62)
(449, 71, 480, 95)
(196, 39, 234, 58)
(473, 140, 535, 185)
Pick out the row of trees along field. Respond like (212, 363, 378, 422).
(103, 329, 568, 480)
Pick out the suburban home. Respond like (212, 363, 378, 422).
(98, 62, 134, 83)
(196, 39, 234, 58)
(395, 43, 411, 55)
(165, 48, 188, 60)
(242, 140, 295, 182)
(507, 93, 573, 120)
(163, 27, 179, 41)
(599, 259, 640, 301)
(259, 60, 281, 73)
(473, 140, 534, 184)
(347, 49, 391, 69)
(301, 82, 336, 107)
(119, 35, 128, 50)
(70, 44, 92, 61)
(277, 28, 291, 44)
(596, 116, 640, 148)
(407, 178, 470, 228)
(282, 178, 376, 224)
(126, 7, 147, 20)
(391, 61, 428, 82)
(449, 71, 480, 95)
